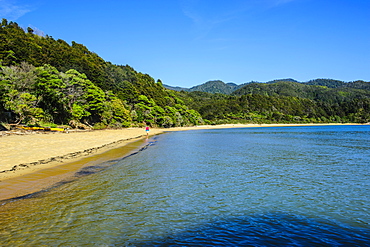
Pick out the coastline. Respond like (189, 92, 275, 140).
(0, 123, 363, 201)
(0, 128, 163, 180)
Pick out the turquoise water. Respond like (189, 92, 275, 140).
(1, 125, 369, 246)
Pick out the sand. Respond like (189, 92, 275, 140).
(0, 123, 360, 201)
(0, 128, 165, 180)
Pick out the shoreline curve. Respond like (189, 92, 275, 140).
(0, 123, 364, 201)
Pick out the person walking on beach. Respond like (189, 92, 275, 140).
(145, 126, 150, 137)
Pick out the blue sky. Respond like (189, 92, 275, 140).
(1, 0, 369, 87)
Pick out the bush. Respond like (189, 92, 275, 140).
(93, 122, 107, 130)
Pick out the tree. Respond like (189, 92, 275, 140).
(27, 27, 34, 34)
(34, 64, 65, 122)
(4, 91, 44, 124)
(61, 69, 106, 124)
(101, 97, 132, 127)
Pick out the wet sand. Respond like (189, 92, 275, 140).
(0, 128, 164, 180)
(0, 123, 360, 201)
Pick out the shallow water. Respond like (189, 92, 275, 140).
(1, 125, 369, 246)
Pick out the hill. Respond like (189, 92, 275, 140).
(164, 80, 247, 94)
(176, 78, 370, 124)
(303, 78, 346, 88)
(233, 80, 370, 103)
(163, 84, 188, 92)
(266, 78, 300, 84)
(0, 19, 204, 128)
(188, 80, 237, 94)
(166, 78, 370, 96)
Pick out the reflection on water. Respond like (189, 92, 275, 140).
(0, 126, 369, 246)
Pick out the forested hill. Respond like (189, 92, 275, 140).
(0, 19, 204, 128)
(187, 80, 242, 94)
(167, 78, 370, 95)
(164, 80, 244, 94)
(173, 79, 370, 124)
(233, 80, 370, 101)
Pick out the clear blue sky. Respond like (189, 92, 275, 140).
(1, 0, 369, 87)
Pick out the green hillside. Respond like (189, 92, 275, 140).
(165, 80, 246, 95)
(188, 80, 239, 94)
(233, 80, 370, 103)
(0, 19, 204, 128)
(176, 78, 370, 124)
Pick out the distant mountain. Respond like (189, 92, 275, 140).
(164, 80, 248, 94)
(163, 84, 189, 92)
(233, 80, 311, 98)
(188, 80, 239, 94)
(304, 79, 346, 88)
(165, 79, 303, 95)
(345, 80, 370, 90)
(266, 78, 300, 84)
(304, 79, 370, 90)
(165, 78, 370, 98)
(232, 79, 370, 102)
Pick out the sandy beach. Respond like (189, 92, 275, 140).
(0, 123, 360, 200)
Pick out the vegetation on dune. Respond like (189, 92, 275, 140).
(0, 18, 369, 129)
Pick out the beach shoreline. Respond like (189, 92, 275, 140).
(0, 123, 363, 201)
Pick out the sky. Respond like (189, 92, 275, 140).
(1, 0, 369, 87)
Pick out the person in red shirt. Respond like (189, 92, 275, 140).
(145, 126, 150, 137)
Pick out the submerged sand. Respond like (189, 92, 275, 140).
(0, 123, 360, 200)
(0, 128, 165, 180)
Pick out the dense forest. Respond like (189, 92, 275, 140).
(168, 80, 243, 94)
(0, 19, 203, 129)
(175, 78, 370, 124)
(1, 19, 369, 129)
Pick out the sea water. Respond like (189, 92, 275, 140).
(0, 125, 369, 246)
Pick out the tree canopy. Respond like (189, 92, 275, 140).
(0, 19, 204, 128)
